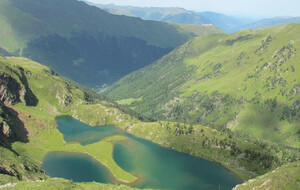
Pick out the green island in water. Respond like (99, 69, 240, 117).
(42, 116, 243, 190)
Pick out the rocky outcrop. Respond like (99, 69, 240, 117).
(0, 165, 17, 176)
(0, 64, 46, 182)
(0, 155, 46, 180)
(18, 67, 38, 106)
(0, 66, 35, 148)
(0, 66, 38, 106)
(0, 102, 28, 148)
(0, 66, 34, 149)
(55, 82, 73, 109)
(0, 73, 22, 105)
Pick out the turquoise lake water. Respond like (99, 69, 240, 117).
(42, 116, 243, 190)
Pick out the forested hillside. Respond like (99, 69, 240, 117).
(0, 0, 223, 87)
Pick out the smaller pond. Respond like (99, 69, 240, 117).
(42, 151, 115, 183)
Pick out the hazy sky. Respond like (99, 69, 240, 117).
(86, 0, 300, 18)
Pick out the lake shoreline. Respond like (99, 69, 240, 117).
(122, 126, 245, 182)
(43, 116, 243, 190)
(55, 115, 245, 181)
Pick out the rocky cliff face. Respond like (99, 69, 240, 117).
(0, 64, 45, 181)
(0, 101, 28, 148)
(0, 65, 37, 148)
(55, 82, 73, 109)
(0, 66, 38, 106)
(0, 73, 23, 106)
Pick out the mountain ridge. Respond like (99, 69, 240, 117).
(87, 2, 253, 33)
(237, 16, 300, 31)
(89, 2, 300, 33)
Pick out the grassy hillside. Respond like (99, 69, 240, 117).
(234, 161, 300, 190)
(0, 0, 223, 87)
(105, 23, 300, 147)
(0, 178, 152, 190)
(0, 56, 299, 189)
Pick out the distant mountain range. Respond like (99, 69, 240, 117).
(87, 2, 300, 33)
(237, 16, 300, 31)
(86, 2, 253, 33)
(0, 0, 223, 88)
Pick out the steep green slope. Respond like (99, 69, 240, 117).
(234, 161, 300, 190)
(0, 0, 223, 87)
(105, 23, 300, 147)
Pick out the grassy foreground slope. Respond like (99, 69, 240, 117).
(234, 161, 300, 190)
(105, 23, 300, 147)
(1, 178, 150, 190)
(0, 57, 299, 188)
(0, 0, 223, 87)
